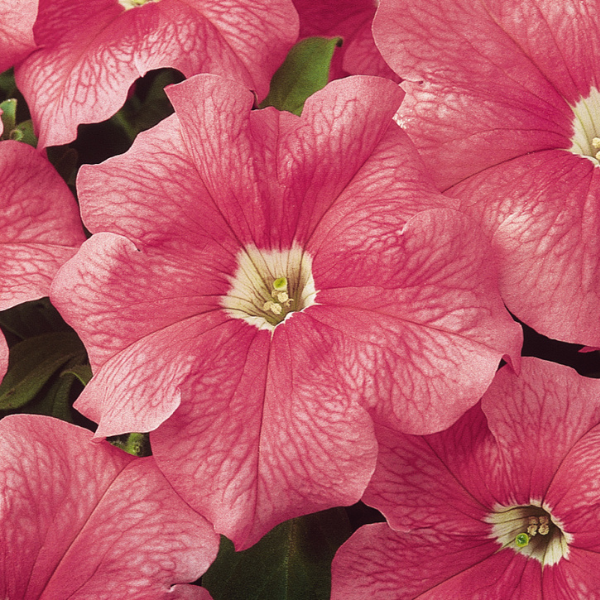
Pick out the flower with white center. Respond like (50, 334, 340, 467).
(374, 0, 600, 346)
(332, 358, 600, 598)
(52, 73, 521, 550)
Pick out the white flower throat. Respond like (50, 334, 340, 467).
(569, 87, 600, 164)
(485, 503, 571, 567)
(118, 0, 160, 10)
(222, 244, 317, 331)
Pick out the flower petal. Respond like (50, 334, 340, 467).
(482, 358, 600, 505)
(448, 150, 600, 345)
(0, 0, 37, 71)
(373, 0, 573, 189)
(0, 414, 218, 599)
(0, 141, 84, 309)
(152, 314, 378, 549)
(16, 0, 297, 147)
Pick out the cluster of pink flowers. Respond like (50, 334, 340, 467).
(1, 0, 599, 597)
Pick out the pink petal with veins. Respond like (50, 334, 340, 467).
(0, 140, 84, 381)
(52, 73, 520, 549)
(0, 414, 218, 599)
(0, 0, 37, 71)
(15, 0, 298, 147)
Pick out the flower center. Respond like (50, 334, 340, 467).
(485, 504, 571, 567)
(222, 244, 317, 331)
(569, 87, 600, 164)
(118, 0, 160, 10)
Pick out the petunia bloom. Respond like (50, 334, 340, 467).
(374, 0, 600, 346)
(0, 139, 85, 382)
(0, 0, 38, 72)
(15, 0, 298, 148)
(332, 357, 600, 598)
(0, 414, 219, 599)
(51, 73, 521, 549)
(293, 0, 398, 82)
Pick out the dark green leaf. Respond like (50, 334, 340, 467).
(21, 355, 86, 423)
(0, 68, 16, 97)
(203, 507, 352, 600)
(0, 298, 72, 344)
(259, 37, 343, 116)
(61, 363, 93, 387)
(111, 68, 184, 142)
(0, 331, 86, 411)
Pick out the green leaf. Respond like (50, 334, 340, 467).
(0, 98, 17, 138)
(21, 355, 86, 423)
(9, 118, 37, 147)
(61, 363, 93, 387)
(111, 68, 184, 142)
(259, 37, 343, 116)
(0, 68, 16, 97)
(0, 298, 72, 344)
(202, 507, 352, 600)
(0, 331, 86, 411)
(107, 432, 152, 457)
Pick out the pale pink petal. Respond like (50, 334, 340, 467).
(447, 150, 600, 345)
(0, 414, 218, 599)
(479, 0, 600, 104)
(482, 358, 600, 505)
(0, 0, 37, 71)
(70, 298, 242, 438)
(373, 0, 573, 189)
(0, 333, 7, 382)
(362, 408, 497, 533)
(51, 232, 233, 372)
(342, 16, 399, 81)
(542, 548, 600, 599)
(152, 313, 378, 549)
(15, 0, 297, 147)
(310, 208, 522, 435)
(545, 424, 600, 552)
(166, 74, 405, 248)
(331, 523, 523, 599)
(0, 141, 84, 309)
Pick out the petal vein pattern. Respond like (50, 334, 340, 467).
(52, 73, 522, 548)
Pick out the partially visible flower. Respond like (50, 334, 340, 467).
(0, 140, 85, 381)
(332, 358, 600, 598)
(52, 73, 521, 549)
(373, 0, 600, 345)
(0, 414, 219, 599)
(293, 0, 397, 82)
(0, 0, 38, 72)
(15, 0, 298, 148)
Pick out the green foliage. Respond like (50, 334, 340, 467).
(0, 98, 37, 146)
(0, 331, 86, 412)
(111, 68, 184, 142)
(260, 37, 343, 116)
(107, 432, 151, 457)
(203, 507, 352, 600)
(0, 98, 17, 136)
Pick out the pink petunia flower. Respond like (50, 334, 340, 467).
(0, 140, 85, 381)
(373, 0, 600, 346)
(0, 414, 219, 599)
(293, 0, 398, 82)
(0, 0, 38, 72)
(14, 0, 299, 148)
(51, 73, 521, 549)
(332, 357, 600, 599)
